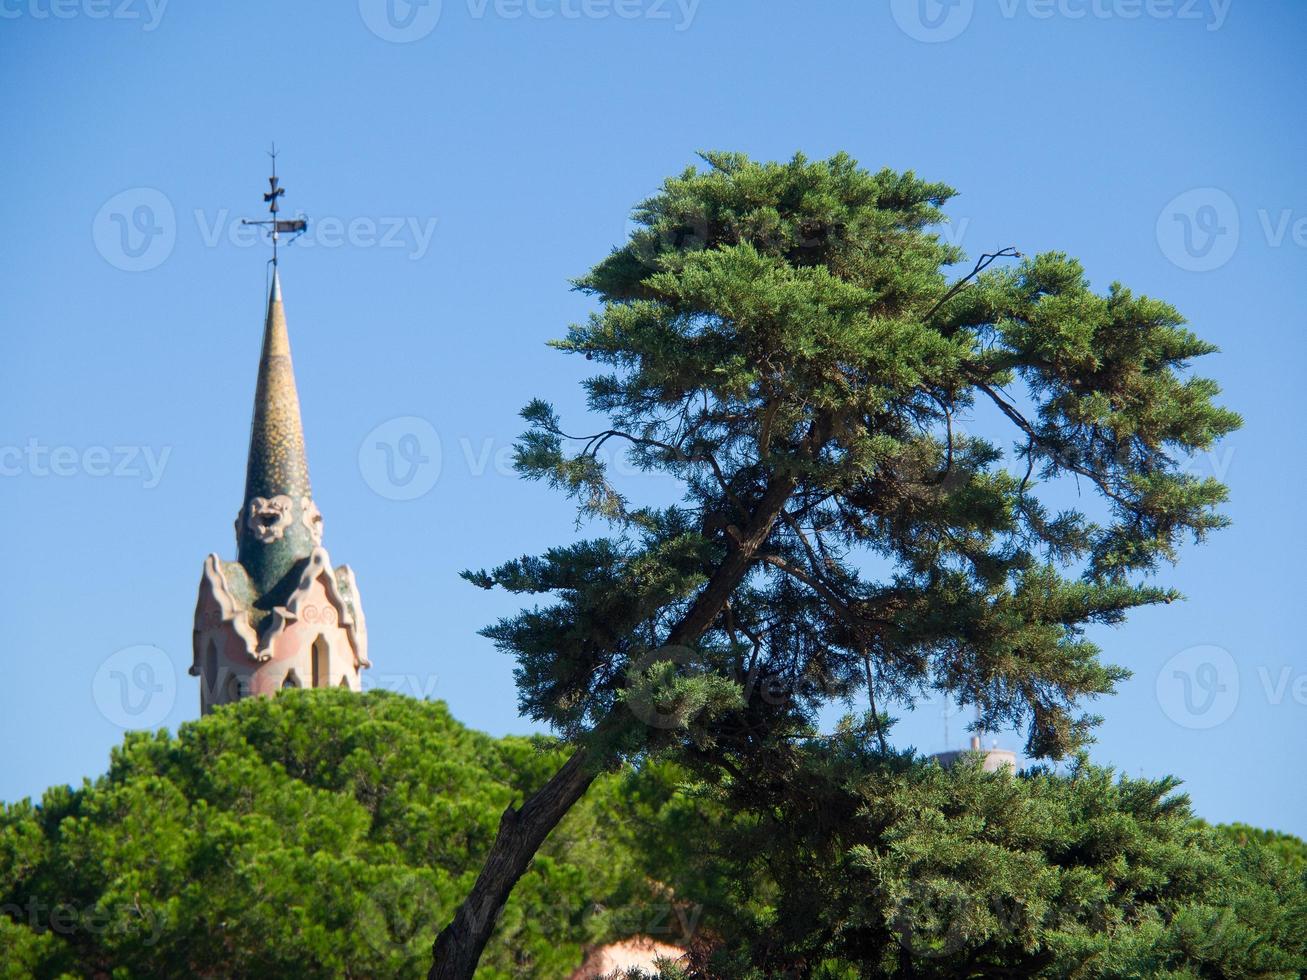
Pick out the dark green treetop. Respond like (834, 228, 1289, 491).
(0, 691, 718, 979)
(670, 734, 1307, 978)
(471, 151, 1240, 762)
(4, 693, 1301, 978)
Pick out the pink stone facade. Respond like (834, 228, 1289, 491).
(192, 548, 369, 713)
(193, 270, 369, 713)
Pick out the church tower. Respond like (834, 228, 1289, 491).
(191, 160, 369, 712)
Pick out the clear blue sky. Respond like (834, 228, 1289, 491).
(2, 1, 1304, 836)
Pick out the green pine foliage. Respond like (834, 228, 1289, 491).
(2, 694, 1302, 977)
(676, 725, 1307, 978)
(470, 151, 1242, 770)
(0, 691, 715, 979)
(1216, 823, 1307, 876)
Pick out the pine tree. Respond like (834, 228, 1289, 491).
(6, 693, 1300, 977)
(675, 735, 1307, 977)
(430, 152, 1240, 977)
(0, 691, 720, 979)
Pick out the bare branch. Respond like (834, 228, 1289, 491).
(923, 246, 1022, 324)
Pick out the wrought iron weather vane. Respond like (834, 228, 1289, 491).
(241, 144, 308, 266)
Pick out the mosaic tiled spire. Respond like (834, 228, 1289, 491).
(236, 268, 321, 595)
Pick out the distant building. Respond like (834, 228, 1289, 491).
(570, 938, 686, 979)
(931, 735, 1017, 773)
(190, 267, 369, 711)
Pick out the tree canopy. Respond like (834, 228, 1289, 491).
(2, 692, 1303, 978)
(480, 150, 1239, 764)
(0, 691, 715, 979)
(435, 150, 1242, 975)
(676, 729, 1307, 978)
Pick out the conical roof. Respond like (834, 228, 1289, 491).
(236, 268, 319, 595)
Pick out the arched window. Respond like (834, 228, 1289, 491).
(223, 671, 242, 703)
(311, 635, 329, 688)
(338, 675, 350, 689)
(282, 670, 301, 690)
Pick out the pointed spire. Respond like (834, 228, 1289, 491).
(236, 268, 320, 595)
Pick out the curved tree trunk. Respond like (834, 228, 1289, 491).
(428, 474, 798, 979)
(429, 747, 597, 978)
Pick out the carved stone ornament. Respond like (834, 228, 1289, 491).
(300, 496, 323, 544)
(246, 494, 294, 543)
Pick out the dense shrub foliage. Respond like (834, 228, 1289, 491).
(675, 727, 1307, 978)
(0, 692, 715, 979)
(2, 692, 1302, 978)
